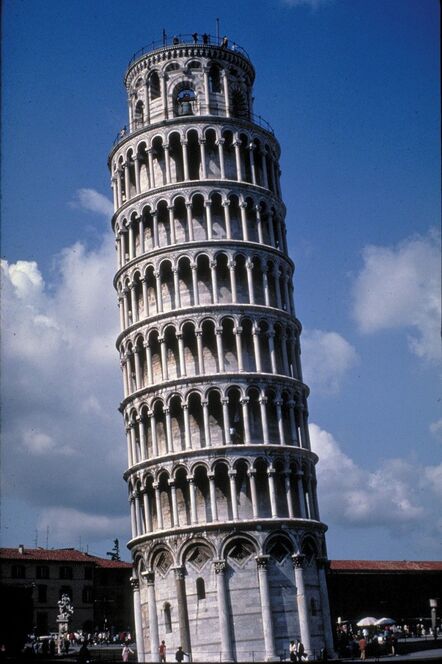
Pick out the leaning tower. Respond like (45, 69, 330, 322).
(109, 33, 334, 662)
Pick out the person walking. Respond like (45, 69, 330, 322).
(296, 640, 305, 662)
(122, 642, 134, 662)
(289, 640, 297, 662)
(159, 640, 167, 662)
(175, 646, 188, 662)
(358, 636, 367, 660)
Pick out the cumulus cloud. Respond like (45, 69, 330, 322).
(70, 188, 114, 217)
(1, 228, 127, 552)
(353, 229, 441, 362)
(301, 329, 358, 393)
(310, 423, 442, 547)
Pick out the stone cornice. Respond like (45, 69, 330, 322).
(126, 516, 327, 551)
(119, 371, 308, 410)
(115, 303, 301, 347)
(108, 114, 279, 164)
(113, 239, 294, 287)
(123, 443, 319, 481)
(110, 178, 285, 230)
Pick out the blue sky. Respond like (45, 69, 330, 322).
(1, 0, 440, 562)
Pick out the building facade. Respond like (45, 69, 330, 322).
(109, 33, 334, 662)
(0, 546, 132, 644)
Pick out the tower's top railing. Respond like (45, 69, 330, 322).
(127, 32, 251, 69)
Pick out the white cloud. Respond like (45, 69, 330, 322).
(352, 229, 441, 362)
(310, 423, 441, 540)
(37, 508, 130, 545)
(430, 419, 442, 442)
(1, 230, 127, 551)
(301, 329, 358, 393)
(70, 188, 114, 217)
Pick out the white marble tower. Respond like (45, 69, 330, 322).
(109, 32, 334, 662)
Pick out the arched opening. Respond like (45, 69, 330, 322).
(173, 197, 188, 244)
(216, 253, 231, 303)
(227, 387, 244, 445)
(169, 132, 184, 182)
(196, 577, 206, 600)
(134, 100, 144, 128)
(182, 321, 198, 376)
(221, 317, 237, 372)
(175, 87, 196, 117)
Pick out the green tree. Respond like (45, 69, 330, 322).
(106, 538, 121, 561)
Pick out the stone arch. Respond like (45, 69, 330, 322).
(213, 460, 231, 521)
(204, 127, 220, 178)
(182, 320, 198, 376)
(187, 128, 201, 180)
(234, 458, 253, 520)
(188, 390, 204, 449)
(215, 252, 231, 303)
(201, 318, 218, 374)
(254, 457, 271, 517)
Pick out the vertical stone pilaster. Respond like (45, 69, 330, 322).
(131, 576, 145, 662)
(173, 566, 191, 653)
(293, 554, 312, 656)
(214, 560, 233, 662)
(256, 556, 277, 660)
(142, 570, 159, 662)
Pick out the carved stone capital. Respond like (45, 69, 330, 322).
(213, 559, 226, 574)
(292, 554, 306, 570)
(141, 569, 155, 584)
(130, 575, 140, 591)
(255, 554, 270, 570)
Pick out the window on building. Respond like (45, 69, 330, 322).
(37, 585, 47, 603)
(84, 567, 93, 580)
(164, 603, 172, 633)
(36, 565, 49, 579)
(59, 566, 73, 580)
(11, 565, 25, 579)
(150, 72, 160, 100)
(82, 586, 93, 603)
(196, 577, 206, 600)
(176, 88, 196, 116)
(209, 65, 222, 93)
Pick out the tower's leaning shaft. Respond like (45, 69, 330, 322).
(109, 33, 334, 662)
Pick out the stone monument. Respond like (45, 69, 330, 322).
(56, 593, 73, 654)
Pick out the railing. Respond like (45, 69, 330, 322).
(112, 111, 274, 148)
(128, 33, 251, 68)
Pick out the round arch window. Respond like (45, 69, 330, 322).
(176, 88, 196, 116)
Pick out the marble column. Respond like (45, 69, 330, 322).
(255, 556, 277, 661)
(214, 561, 233, 661)
(142, 570, 160, 662)
(130, 576, 145, 662)
(173, 567, 191, 653)
(292, 554, 312, 657)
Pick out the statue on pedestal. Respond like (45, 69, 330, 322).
(56, 593, 74, 654)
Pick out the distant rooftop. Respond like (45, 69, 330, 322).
(330, 560, 442, 572)
(0, 546, 131, 568)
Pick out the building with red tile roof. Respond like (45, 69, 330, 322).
(0, 545, 133, 650)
